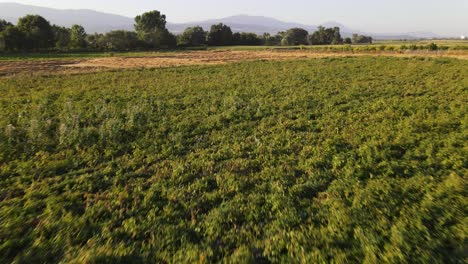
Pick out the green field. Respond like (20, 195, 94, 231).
(0, 56, 467, 263)
(0, 40, 467, 61)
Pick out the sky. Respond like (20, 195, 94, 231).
(1, 0, 467, 36)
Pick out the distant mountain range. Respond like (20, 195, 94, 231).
(0, 2, 442, 39)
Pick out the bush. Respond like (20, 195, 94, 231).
(427, 43, 438, 51)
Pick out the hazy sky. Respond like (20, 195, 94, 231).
(1, 0, 467, 36)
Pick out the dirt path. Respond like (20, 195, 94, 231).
(1, 50, 467, 77)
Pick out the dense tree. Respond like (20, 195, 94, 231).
(134, 10, 173, 48)
(99, 30, 140, 51)
(0, 20, 13, 51)
(52, 25, 71, 49)
(0, 26, 25, 51)
(207, 23, 233, 46)
(332, 27, 343, 44)
(344, 37, 352, 44)
(85, 33, 104, 50)
(17, 15, 54, 50)
(308, 26, 342, 45)
(178, 26, 206, 46)
(153, 29, 177, 48)
(135, 10, 167, 35)
(242, 33, 262, 45)
(263, 32, 284, 46)
(232, 33, 241, 45)
(0, 19, 13, 32)
(232, 32, 262, 46)
(70, 25, 87, 49)
(352, 34, 373, 44)
(281, 28, 308, 46)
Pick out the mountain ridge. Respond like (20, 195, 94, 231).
(0, 2, 441, 39)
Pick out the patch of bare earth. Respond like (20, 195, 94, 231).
(69, 50, 468, 70)
(0, 59, 90, 77)
(1, 50, 467, 77)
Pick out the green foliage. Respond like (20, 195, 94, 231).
(178, 26, 207, 47)
(262, 33, 283, 46)
(208, 23, 233, 46)
(428, 43, 439, 51)
(16, 15, 54, 50)
(0, 19, 13, 32)
(0, 57, 467, 263)
(134, 10, 167, 35)
(137, 28, 176, 49)
(52, 25, 71, 49)
(308, 26, 343, 45)
(0, 26, 25, 51)
(70, 25, 87, 49)
(352, 33, 373, 44)
(232, 32, 263, 46)
(97, 30, 140, 51)
(134, 10, 171, 48)
(281, 28, 309, 46)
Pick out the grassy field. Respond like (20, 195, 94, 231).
(0, 40, 467, 61)
(0, 56, 467, 263)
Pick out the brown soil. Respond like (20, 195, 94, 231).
(1, 50, 467, 77)
(0, 60, 84, 76)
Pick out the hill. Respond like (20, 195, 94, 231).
(0, 2, 440, 39)
(167, 15, 318, 35)
(0, 2, 134, 33)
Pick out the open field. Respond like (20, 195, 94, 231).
(1, 48, 468, 77)
(0, 54, 467, 262)
(1, 40, 467, 61)
(372, 39, 468, 47)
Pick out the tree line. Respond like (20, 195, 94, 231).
(0, 10, 373, 52)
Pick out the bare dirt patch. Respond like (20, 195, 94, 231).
(70, 50, 468, 69)
(0, 60, 85, 76)
(1, 50, 467, 77)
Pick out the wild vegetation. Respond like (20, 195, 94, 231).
(0, 56, 466, 263)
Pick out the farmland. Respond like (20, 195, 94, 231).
(0, 53, 467, 263)
(1, 44, 468, 77)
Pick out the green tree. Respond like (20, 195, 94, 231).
(352, 34, 373, 44)
(0, 20, 13, 51)
(281, 28, 308, 46)
(135, 10, 167, 35)
(153, 30, 177, 48)
(85, 33, 104, 50)
(233, 32, 262, 46)
(0, 19, 13, 32)
(17, 15, 54, 50)
(52, 25, 71, 49)
(99, 30, 140, 51)
(331, 27, 343, 44)
(344, 37, 352, 44)
(178, 26, 206, 46)
(1, 26, 25, 51)
(70, 24, 87, 49)
(263, 33, 283, 46)
(207, 23, 233, 46)
(308, 26, 342, 45)
(134, 10, 173, 48)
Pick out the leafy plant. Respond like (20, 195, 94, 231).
(0, 57, 467, 263)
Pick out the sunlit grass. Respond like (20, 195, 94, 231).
(0, 57, 467, 263)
